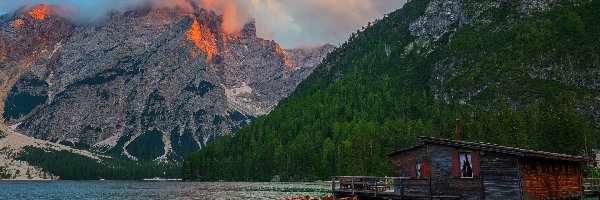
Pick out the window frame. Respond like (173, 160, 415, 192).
(459, 152, 474, 178)
(416, 162, 423, 178)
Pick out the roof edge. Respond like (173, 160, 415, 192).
(387, 144, 425, 157)
(416, 136, 588, 162)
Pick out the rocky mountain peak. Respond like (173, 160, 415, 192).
(0, 4, 334, 162)
(240, 20, 257, 38)
(27, 4, 52, 21)
(2, 4, 72, 53)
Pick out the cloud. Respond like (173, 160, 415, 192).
(0, 0, 257, 35)
(0, 0, 406, 48)
(249, 0, 406, 48)
(1, 0, 141, 20)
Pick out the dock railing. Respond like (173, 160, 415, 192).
(331, 176, 411, 197)
(584, 178, 600, 195)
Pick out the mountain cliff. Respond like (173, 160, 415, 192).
(0, 4, 333, 164)
(184, 0, 600, 181)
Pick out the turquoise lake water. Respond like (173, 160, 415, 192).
(0, 181, 331, 200)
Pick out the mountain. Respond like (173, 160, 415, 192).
(0, 3, 332, 172)
(183, 0, 600, 181)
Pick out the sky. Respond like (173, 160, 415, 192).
(0, 0, 406, 48)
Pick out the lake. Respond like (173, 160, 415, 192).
(0, 181, 331, 199)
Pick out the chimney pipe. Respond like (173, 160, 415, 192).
(455, 119, 461, 140)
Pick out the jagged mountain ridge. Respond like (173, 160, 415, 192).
(0, 4, 333, 162)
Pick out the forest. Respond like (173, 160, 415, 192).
(183, 0, 600, 182)
(16, 147, 181, 180)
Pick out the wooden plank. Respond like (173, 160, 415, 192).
(480, 152, 522, 200)
(332, 176, 402, 199)
(428, 144, 485, 199)
(331, 176, 335, 192)
(521, 159, 584, 200)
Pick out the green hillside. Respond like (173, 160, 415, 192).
(184, 0, 600, 181)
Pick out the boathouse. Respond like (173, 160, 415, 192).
(388, 136, 587, 199)
(333, 136, 589, 200)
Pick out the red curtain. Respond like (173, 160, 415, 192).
(472, 152, 480, 178)
(452, 152, 460, 178)
(421, 160, 430, 178)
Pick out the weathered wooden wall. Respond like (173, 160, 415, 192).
(520, 159, 583, 200)
(398, 179, 430, 197)
(480, 152, 522, 200)
(389, 146, 430, 197)
(389, 143, 584, 200)
(390, 146, 426, 177)
(428, 144, 484, 200)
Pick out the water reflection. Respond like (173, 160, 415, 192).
(0, 181, 330, 200)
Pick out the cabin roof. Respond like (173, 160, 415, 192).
(387, 136, 588, 162)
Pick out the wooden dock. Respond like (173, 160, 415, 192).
(585, 178, 600, 198)
(331, 176, 397, 199)
(333, 176, 600, 199)
(331, 176, 458, 200)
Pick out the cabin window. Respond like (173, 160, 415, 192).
(416, 162, 422, 178)
(459, 152, 473, 178)
(452, 151, 479, 178)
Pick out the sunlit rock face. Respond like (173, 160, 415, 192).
(0, 5, 333, 162)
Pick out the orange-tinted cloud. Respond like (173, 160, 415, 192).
(196, 0, 250, 34)
(144, 0, 250, 34)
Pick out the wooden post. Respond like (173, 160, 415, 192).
(399, 178, 403, 196)
(375, 177, 378, 197)
(352, 178, 355, 195)
(455, 119, 461, 140)
(332, 176, 335, 192)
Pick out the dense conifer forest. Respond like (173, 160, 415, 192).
(184, 0, 600, 181)
(16, 147, 181, 180)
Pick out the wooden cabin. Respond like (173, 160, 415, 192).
(385, 136, 587, 200)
